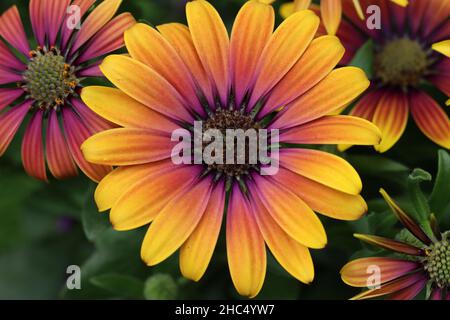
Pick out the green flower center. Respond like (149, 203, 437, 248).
(424, 234, 450, 288)
(203, 109, 259, 177)
(374, 38, 428, 87)
(23, 47, 79, 109)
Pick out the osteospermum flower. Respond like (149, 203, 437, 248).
(81, 0, 380, 297)
(341, 189, 450, 300)
(338, 0, 450, 152)
(279, 0, 408, 35)
(0, 0, 135, 181)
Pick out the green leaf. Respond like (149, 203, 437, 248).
(144, 274, 178, 300)
(61, 228, 149, 299)
(347, 154, 409, 176)
(0, 165, 42, 250)
(429, 150, 450, 217)
(407, 168, 433, 237)
(349, 40, 374, 79)
(90, 273, 145, 299)
(81, 184, 110, 242)
(346, 154, 410, 190)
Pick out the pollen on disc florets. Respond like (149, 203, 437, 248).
(424, 232, 450, 289)
(374, 38, 428, 88)
(22, 46, 79, 109)
(203, 108, 260, 177)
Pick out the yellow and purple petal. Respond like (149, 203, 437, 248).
(180, 181, 226, 281)
(341, 257, 421, 287)
(354, 233, 424, 256)
(141, 177, 212, 266)
(227, 186, 266, 298)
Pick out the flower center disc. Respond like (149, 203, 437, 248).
(23, 47, 79, 109)
(203, 109, 259, 177)
(424, 234, 450, 288)
(374, 38, 428, 87)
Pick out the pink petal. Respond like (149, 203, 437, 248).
(410, 90, 450, 149)
(387, 279, 427, 300)
(351, 272, 427, 300)
(335, 18, 366, 65)
(46, 109, 78, 179)
(69, 0, 122, 57)
(430, 21, 450, 44)
(430, 288, 443, 300)
(76, 12, 135, 64)
(0, 66, 23, 85)
(62, 107, 112, 182)
(341, 0, 380, 40)
(0, 6, 30, 56)
(388, 1, 407, 33)
(420, 0, 450, 38)
(341, 257, 421, 288)
(70, 98, 115, 132)
(29, 0, 46, 46)
(0, 88, 24, 112)
(60, 0, 96, 51)
(408, 0, 427, 36)
(77, 61, 103, 77)
(0, 40, 26, 71)
(21, 109, 47, 181)
(0, 100, 31, 156)
(44, 0, 71, 46)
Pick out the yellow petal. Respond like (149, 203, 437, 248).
(321, 0, 342, 35)
(100, 55, 193, 122)
(180, 182, 226, 281)
(124, 23, 201, 113)
(251, 193, 314, 284)
(141, 178, 212, 266)
(110, 165, 201, 231)
(70, 0, 122, 53)
(186, 0, 230, 105)
(341, 257, 420, 287)
(280, 115, 381, 146)
(432, 40, 450, 57)
(253, 176, 327, 249)
(279, 2, 295, 19)
(263, 35, 345, 115)
(227, 187, 266, 298)
(81, 86, 177, 133)
(352, 0, 364, 19)
(410, 90, 450, 149)
(94, 161, 172, 212)
(373, 91, 409, 153)
(230, 0, 274, 106)
(272, 67, 370, 129)
(280, 148, 363, 195)
(249, 10, 319, 107)
(81, 128, 174, 166)
(156, 23, 214, 106)
(272, 167, 367, 221)
(390, 0, 408, 7)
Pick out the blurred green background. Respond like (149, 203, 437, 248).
(0, 0, 448, 300)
